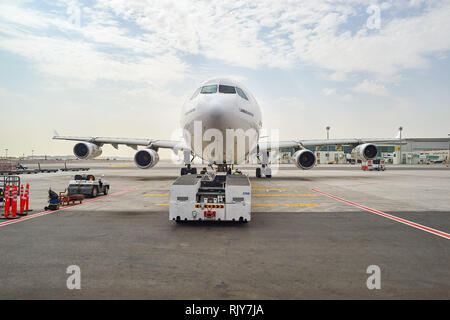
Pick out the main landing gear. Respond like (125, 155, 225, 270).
(178, 149, 273, 178)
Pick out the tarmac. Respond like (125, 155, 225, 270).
(0, 161, 449, 299)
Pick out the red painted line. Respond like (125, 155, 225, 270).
(312, 188, 450, 240)
(0, 188, 136, 228)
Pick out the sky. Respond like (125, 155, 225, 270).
(0, 0, 449, 158)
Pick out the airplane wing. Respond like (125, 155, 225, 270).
(259, 138, 406, 151)
(53, 134, 188, 151)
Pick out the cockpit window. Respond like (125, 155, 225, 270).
(219, 85, 236, 94)
(236, 87, 248, 100)
(190, 87, 201, 100)
(201, 85, 217, 94)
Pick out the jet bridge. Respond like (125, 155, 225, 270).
(169, 173, 251, 222)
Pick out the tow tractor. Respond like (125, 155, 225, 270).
(169, 169, 251, 223)
(361, 159, 386, 171)
(67, 174, 110, 198)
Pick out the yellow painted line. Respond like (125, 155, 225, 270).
(285, 204, 318, 207)
(251, 184, 267, 188)
(144, 194, 169, 196)
(251, 204, 279, 207)
(252, 194, 317, 197)
(251, 188, 285, 191)
(156, 203, 169, 206)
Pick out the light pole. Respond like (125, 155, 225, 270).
(326, 126, 330, 163)
(32, 149, 34, 160)
(398, 126, 403, 164)
(447, 134, 450, 166)
(5, 148, 8, 159)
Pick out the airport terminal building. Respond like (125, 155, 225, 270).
(280, 138, 450, 165)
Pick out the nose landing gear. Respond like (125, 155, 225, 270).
(181, 166, 197, 175)
(256, 150, 272, 178)
(256, 165, 272, 178)
(180, 150, 198, 175)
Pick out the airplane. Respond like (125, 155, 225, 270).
(53, 77, 405, 178)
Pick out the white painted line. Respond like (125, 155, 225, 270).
(312, 188, 450, 240)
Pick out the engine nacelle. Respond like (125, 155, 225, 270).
(351, 143, 378, 161)
(134, 149, 159, 169)
(73, 142, 102, 160)
(293, 149, 316, 170)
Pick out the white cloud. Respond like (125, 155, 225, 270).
(0, 88, 7, 99)
(263, 97, 308, 112)
(322, 88, 354, 101)
(0, 2, 190, 88)
(353, 79, 390, 96)
(339, 94, 354, 102)
(1, 1, 450, 84)
(0, 34, 188, 87)
(327, 72, 348, 82)
(94, 0, 450, 77)
(293, 1, 450, 77)
(322, 88, 336, 96)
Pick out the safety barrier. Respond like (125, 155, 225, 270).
(2, 183, 31, 219)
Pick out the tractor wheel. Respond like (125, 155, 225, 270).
(91, 187, 98, 198)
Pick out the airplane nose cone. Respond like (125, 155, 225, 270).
(196, 94, 237, 130)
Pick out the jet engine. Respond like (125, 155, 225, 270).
(293, 149, 316, 170)
(134, 149, 159, 169)
(351, 143, 378, 161)
(73, 142, 102, 160)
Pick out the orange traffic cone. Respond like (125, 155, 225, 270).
(25, 183, 30, 212)
(19, 184, 24, 215)
(19, 184, 28, 216)
(3, 185, 10, 218)
(11, 185, 17, 218)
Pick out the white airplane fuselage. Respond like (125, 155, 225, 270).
(180, 78, 262, 164)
